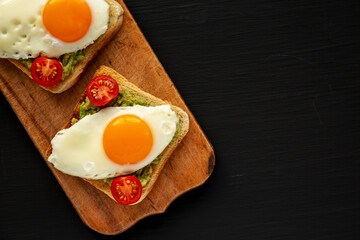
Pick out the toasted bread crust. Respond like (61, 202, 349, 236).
(8, 0, 124, 94)
(46, 66, 190, 204)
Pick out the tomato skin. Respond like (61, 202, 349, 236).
(111, 176, 142, 205)
(30, 57, 63, 87)
(86, 75, 119, 106)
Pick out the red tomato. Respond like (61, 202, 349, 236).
(111, 176, 142, 205)
(30, 57, 63, 87)
(86, 75, 119, 106)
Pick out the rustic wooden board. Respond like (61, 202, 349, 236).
(0, 0, 214, 235)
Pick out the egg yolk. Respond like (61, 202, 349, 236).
(103, 115, 153, 165)
(42, 0, 92, 43)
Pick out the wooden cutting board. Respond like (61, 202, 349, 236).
(0, 0, 214, 235)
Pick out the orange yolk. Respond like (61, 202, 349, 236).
(103, 115, 153, 165)
(42, 0, 92, 43)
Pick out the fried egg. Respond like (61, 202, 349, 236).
(48, 105, 179, 179)
(0, 0, 110, 59)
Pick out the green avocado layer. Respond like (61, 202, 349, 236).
(72, 90, 180, 189)
(18, 51, 85, 80)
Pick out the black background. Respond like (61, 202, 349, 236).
(1, 0, 360, 239)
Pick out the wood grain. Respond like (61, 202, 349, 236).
(0, 0, 214, 235)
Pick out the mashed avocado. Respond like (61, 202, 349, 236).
(73, 90, 179, 189)
(60, 51, 85, 80)
(77, 90, 149, 120)
(19, 59, 33, 69)
(18, 50, 85, 81)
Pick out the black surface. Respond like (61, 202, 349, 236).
(1, 0, 360, 239)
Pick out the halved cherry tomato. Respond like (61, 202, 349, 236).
(111, 176, 142, 205)
(86, 75, 119, 106)
(30, 57, 63, 87)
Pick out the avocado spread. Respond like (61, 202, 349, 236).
(19, 50, 85, 80)
(73, 90, 180, 188)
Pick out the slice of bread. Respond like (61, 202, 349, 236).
(9, 0, 124, 94)
(46, 65, 190, 204)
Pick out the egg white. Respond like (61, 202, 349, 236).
(48, 105, 179, 179)
(0, 0, 110, 59)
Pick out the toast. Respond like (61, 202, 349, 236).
(9, 0, 124, 94)
(46, 65, 190, 204)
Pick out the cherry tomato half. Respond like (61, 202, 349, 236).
(30, 57, 63, 87)
(111, 176, 142, 205)
(86, 75, 119, 106)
